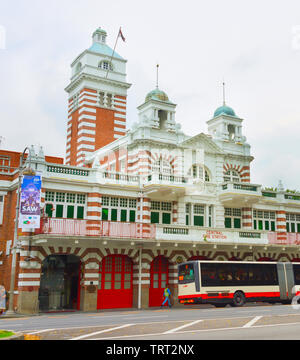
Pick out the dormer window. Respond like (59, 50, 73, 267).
(99, 61, 113, 71)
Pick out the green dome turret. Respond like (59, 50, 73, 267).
(145, 88, 169, 102)
(213, 105, 236, 118)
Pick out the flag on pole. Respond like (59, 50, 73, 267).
(106, 27, 126, 79)
(119, 27, 126, 42)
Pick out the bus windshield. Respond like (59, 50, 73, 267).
(178, 263, 195, 284)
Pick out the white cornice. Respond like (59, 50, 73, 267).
(65, 73, 132, 93)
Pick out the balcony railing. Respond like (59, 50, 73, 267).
(221, 182, 261, 193)
(47, 164, 90, 177)
(146, 173, 189, 184)
(36, 218, 155, 239)
(98, 171, 140, 186)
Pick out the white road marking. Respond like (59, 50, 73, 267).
(92, 321, 300, 340)
(26, 328, 55, 335)
(70, 323, 134, 340)
(164, 320, 203, 334)
(243, 316, 262, 328)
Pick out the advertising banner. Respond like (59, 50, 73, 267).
(19, 174, 42, 229)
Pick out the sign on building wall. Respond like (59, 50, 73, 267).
(19, 174, 42, 229)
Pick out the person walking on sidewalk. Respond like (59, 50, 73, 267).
(161, 286, 172, 308)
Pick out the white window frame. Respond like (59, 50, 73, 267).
(150, 201, 172, 224)
(253, 210, 276, 231)
(224, 169, 240, 183)
(286, 213, 300, 233)
(99, 60, 113, 71)
(101, 196, 137, 222)
(189, 164, 210, 182)
(185, 202, 212, 227)
(224, 207, 242, 229)
(151, 158, 173, 175)
(45, 191, 86, 219)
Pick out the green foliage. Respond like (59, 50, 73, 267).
(0, 330, 14, 338)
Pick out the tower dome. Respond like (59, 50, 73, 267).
(213, 104, 236, 118)
(145, 88, 169, 102)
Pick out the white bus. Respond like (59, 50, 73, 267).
(178, 260, 300, 307)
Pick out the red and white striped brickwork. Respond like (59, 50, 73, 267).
(86, 192, 102, 234)
(113, 95, 127, 140)
(223, 163, 250, 183)
(172, 201, 178, 224)
(242, 207, 252, 229)
(66, 88, 127, 167)
(137, 197, 152, 238)
(276, 210, 287, 243)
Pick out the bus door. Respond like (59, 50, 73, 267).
(285, 263, 295, 300)
(277, 263, 295, 300)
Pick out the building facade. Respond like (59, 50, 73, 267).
(0, 28, 300, 314)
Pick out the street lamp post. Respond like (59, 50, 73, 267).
(6, 147, 35, 315)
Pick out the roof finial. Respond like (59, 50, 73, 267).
(222, 79, 226, 106)
(156, 64, 159, 89)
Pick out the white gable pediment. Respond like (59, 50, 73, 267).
(180, 133, 225, 155)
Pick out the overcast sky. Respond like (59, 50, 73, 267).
(1, 0, 300, 190)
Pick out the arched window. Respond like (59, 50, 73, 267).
(152, 158, 173, 174)
(99, 60, 113, 71)
(189, 165, 210, 182)
(223, 169, 240, 183)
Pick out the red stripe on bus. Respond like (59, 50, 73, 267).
(179, 291, 281, 300)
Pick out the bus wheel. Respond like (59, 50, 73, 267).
(232, 291, 245, 307)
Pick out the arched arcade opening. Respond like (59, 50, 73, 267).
(38, 254, 82, 312)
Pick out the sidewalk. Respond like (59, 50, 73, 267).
(0, 303, 215, 319)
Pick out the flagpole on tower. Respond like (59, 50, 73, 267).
(106, 27, 126, 79)
(222, 79, 226, 106)
(156, 64, 159, 89)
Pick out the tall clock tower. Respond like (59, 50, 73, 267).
(65, 28, 131, 166)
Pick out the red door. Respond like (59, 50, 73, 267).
(97, 255, 133, 309)
(149, 256, 169, 307)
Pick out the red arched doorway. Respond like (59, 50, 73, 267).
(149, 256, 169, 307)
(97, 255, 133, 309)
